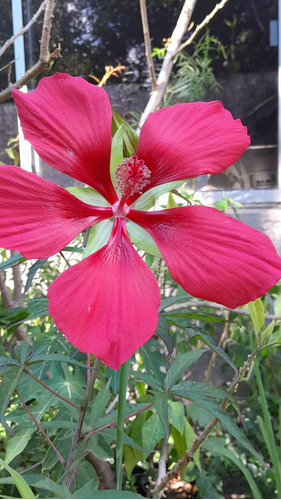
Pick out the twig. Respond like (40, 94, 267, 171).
(16, 389, 66, 467)
(139, 0, 158, 90)
(62, 358, 101, 487)
(23, 368, 82, 410)
(177, 0, 230, 53)
(0, 0, 58, 103)
(139, 0, 197, 127)
(0, 0, 48, 59)
(152, 349, 258, 497)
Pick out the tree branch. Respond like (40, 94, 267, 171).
(177, 0, 230, 53)
(0, 0, 58, 103)
(139, 0, 197, 127)
(0, 0, 48, 59)
(139, 0, 158, 90)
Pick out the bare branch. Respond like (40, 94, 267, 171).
(0, 0, 48, 59)
(139, 0, 158, 90)
(0, 0, 58, 103)
(139, 0, 197, 127)
(177, 0, 230, 53)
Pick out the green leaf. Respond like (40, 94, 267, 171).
(0, 458, 35, 499)
(24, 259, 47, 293)
(71, 479, 98, 498)
(110, 124, 125, 187)
(67, 186, 109, 207)
(132, 180, 188, 211)
(203, 438, 262, 499)
(184, 394, 264, 464)
(84, 219, 113, 257)
(164, 350, 205, 390)
(168, 400, 184, 433)
(159, 293, 192, 312)
(132, 370, 163, 391)
(167, 192, 178, 208)
(28, 477, 71, 498)
(90, 379, 112, 425)
(274, 295, 281, 315)
(75, 490, 144, 499)
(0, 253, 27, 271)
(248, 298, 264, 334)
(112, 111, 138, 152)
(187, 328, 238, 374)
(259, 320, 276, 348)
(196, 470, 224, 499)
(154, 391, 169, 437)
(156, 316, 174, 361)
(126, 220, 162, 257)
(171, 381, 229, 401)
(0, 365, 23, 433)
(142, 411, 165, 458)
(26, 296, 49, 321)
(139, 340, 166, 385)
(5, 431, 30, 465)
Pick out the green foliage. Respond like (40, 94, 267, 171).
(166, 30, 226, 104)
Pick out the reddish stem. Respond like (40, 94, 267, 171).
(23, 368, 81, 410)
(16, 390, 66, 467)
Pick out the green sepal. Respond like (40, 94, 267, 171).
(126, 220, 162, 257)
(132, 179, 188, 211)
(66, 186, 110, 207)
(84, 219, 113, 257)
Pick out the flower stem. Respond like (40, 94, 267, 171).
(116, 359, 130, 490)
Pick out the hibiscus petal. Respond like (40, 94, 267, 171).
(0, 165, 113, 258)
(48, 218, 161, 370)
(130, 101, 250, 204)
(12, 73, 117, 204)
(128, 206, 281, 308)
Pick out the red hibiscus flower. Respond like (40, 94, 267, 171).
(0, 73, 280, 370)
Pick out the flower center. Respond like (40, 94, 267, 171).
(115, 155, 151, 199)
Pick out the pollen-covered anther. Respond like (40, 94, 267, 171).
(115, 155, 151, 197)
